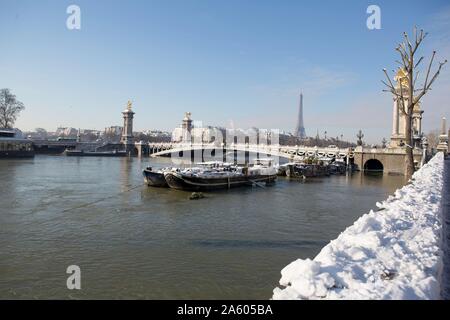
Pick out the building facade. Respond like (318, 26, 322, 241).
(172, 113, 226, 145)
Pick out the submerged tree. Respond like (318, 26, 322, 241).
(382, 27, 447, 178)
(357, 129, 364, 146)
(0, 89, 25, 129)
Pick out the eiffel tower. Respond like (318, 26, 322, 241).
(294, 93, 306, 139)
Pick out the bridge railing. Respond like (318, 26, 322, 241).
(146, 141, 354, 159)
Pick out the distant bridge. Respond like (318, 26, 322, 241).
(136, 142, 355, 163)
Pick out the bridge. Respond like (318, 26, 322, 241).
(30, 139, 429, 175)
(353, 146, 424, 175)
(137, 141, 428, 175)
(135, 142, 355, 164)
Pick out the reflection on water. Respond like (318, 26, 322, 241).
(0, 155, 405, 299)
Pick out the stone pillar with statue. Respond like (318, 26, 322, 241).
(181, 112, 193, 144)
(121, 100, 135, 154)
(389, 68, 423, 149)
(437, 117, 449, 155)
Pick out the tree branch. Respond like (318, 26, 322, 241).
(414, 59, 448, 104)
(413, 70, 420, 87)
(404, 32, 413, 55)
(383, 69, 396, 90)
(414, 56, 424, 69)
(423, 51, 436, 89)
(398, 80, 408, 116)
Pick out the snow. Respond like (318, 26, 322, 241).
(273, 152, 445, 300)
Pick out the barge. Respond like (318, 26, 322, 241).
(64, 150, 127, 157)
(163, 159, 277, 191)
(0, 129, 35, 158)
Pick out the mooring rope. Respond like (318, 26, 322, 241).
(60, 183, 143, 213)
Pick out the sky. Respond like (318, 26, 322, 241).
(1, 0, 449, 144)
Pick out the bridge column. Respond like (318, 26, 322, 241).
(136, 143, 143, 157)
(121, 101, 135, 154)
(392, 99, 399, 136)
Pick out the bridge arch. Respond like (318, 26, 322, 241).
(363, 158, 384, 173)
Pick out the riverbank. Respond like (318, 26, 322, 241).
(273, 152, 445, 300)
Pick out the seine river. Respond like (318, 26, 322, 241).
(0, 155, 405, 299)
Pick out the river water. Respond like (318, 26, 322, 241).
(0, 155, 405, 299)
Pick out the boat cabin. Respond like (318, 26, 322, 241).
(0, 129, 35, 158)
(253, 158, 274, 167)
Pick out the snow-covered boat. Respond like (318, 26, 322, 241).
(164, 159, 277, 191)
(276, 163, 294, 176)
(143, 162, 236, 188)
(142, 167, 171, 187)
(285, 163, 330, 178)
(329, 159, 347, 175)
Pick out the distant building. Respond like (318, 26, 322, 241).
(172, 112, 225, 144)
(172, 112, 192, 143)
(131, 130, 171, 143)
(55, 127, 78, 138)
(171, 113, 282, 146)
(104, 126, 123, 136)
(79, 129, 101, 136)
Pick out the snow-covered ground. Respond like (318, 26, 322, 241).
(273, 153, 445, 300)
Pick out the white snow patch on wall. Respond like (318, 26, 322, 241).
(273, 152, 445, 300)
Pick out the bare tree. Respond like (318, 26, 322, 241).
(0, 89, 25, 129)
(382, 27, 447, 178)
(425, 129, 440, 151)
(104, 130, 121, 143)
(35, 128, 48, 139)
(357, 129, 364, 146)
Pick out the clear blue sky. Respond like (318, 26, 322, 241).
(1, 0, 449, 143)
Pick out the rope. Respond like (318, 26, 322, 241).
(60, 183, 143, 213)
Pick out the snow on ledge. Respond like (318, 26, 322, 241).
(273, 152, 445, 300)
